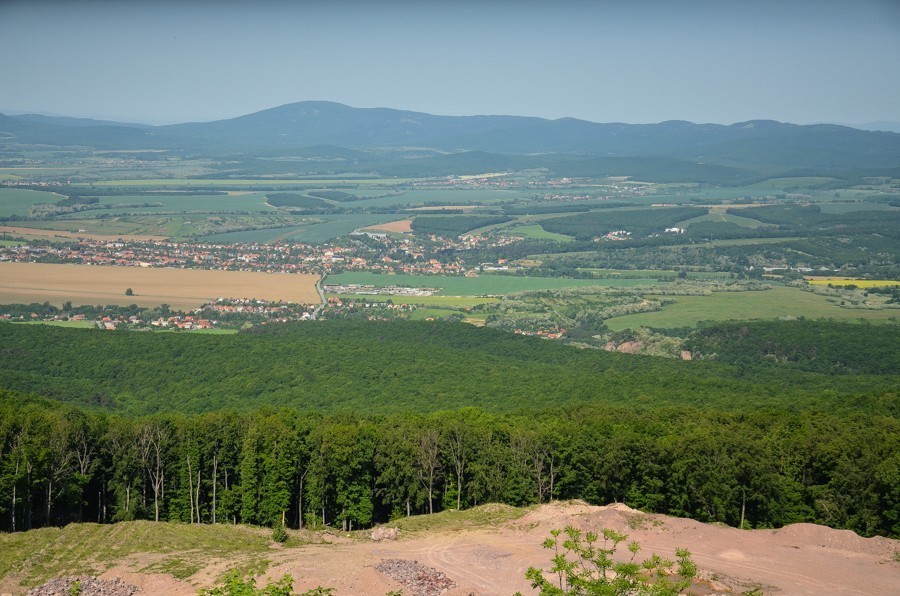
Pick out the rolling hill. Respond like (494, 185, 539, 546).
(2, 101, 899, 172)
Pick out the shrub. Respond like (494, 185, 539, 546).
(521, 526, 696, 595)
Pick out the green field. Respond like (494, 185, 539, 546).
(677, 210, 774, 229)
(816, 202, 897, 214)
(0, 188, 66, 217)
(505, 224, 575, 241)
(325, 271, 658, 295)
(199, 214, 400, 243)
(334, 294, 500, 308)
(9, 218, 162, 236)
(80, 178, 414, 187)
(605, 285, 899, 330)
(572, 268, 734, 280)
(745, 177, 839, 189)
(20, 320, 95, 328)
(350, 188, 527, 208)
(64, 192, 274, 214)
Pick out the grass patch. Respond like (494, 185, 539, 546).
(332, 294, 500, 308)
(408, 307, 459, 320)
(745, 177, 840, 189)
(325, 272, 628, 296)
(605, 285, 900, 330)
(0, 188, 65, 217)
(141, 556, 206, 580)
(19, 320, 96, 328)
(677, 210, 774, 229)
(0, 521, 277, 588)
(507, 224, 575, 241)
(386, 503, 529, 535)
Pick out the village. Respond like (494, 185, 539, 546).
(0, 227, 518, 277)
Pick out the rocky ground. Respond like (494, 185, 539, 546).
(374, 559, 456, 596)
(25, 576, 139, 596)
(3, 501, 898, 595)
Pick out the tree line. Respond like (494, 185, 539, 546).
(1, 393, 896, 538)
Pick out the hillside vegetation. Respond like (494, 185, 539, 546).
(0, 321, 895, 416)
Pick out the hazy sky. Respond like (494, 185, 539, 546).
(2, 0, 899, 125)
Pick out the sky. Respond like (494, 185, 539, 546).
(2, 0, 899, 126)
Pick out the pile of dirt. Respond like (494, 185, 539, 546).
(375, 558, 456, 596)
(768, 523, 899, 556)
(27, 576, 140, 596)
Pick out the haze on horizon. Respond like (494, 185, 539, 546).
(2, 0, 899, 127)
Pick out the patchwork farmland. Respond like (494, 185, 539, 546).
(0, 262, 321, 310)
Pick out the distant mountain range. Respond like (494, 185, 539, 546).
(2, 101, 899, 174)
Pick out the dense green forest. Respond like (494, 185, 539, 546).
(0, 392, 896, 538)
(410, 215, 513, 238)
(0, 321, 895, 416)
(0, 319, 897, 539)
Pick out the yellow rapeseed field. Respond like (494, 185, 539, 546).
(805, 277, 900, 288)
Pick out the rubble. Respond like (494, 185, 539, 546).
(26, 576, 140, 596)
(375, 559, 456, 596)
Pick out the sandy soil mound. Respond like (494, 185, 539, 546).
(8, 503, 898, 596)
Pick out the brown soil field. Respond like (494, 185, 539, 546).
(0, 262, 320, 310)
(0, 225, 166, 242)
(362, 219, 413, 233)
(3, 502, 894, 595)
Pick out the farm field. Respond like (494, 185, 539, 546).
(0, 262, 320, 310)
(14, 216, 222, 239)
(325, 271, 657, 296)
(0, 224, 167, 242)
(604, 285, 899, 330)
(65, 193, 274, 213)
(506, 224, 575, 241)
(676, 209, 774, 229)
(0, 188, 66, 217)
(745, 176, 840, 189)
(349, 188, 527, 208)
(333, 294, 500, 308)
(806, 278, 900, 287)
(361, 218, 413, 233)
(815, 201, 897, 214)
(79, 178, 414, 187)
(198, 214, 400, 243)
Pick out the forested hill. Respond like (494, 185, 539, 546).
(685, 320, 900, 375)
(3, 102, 900, 171)
(0, 321, 895, 417)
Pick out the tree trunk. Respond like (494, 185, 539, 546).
(406, 498, 410, 518)
(297, 474, 304, 529)
(211, 454, 218, 525)
(549, 456, 556, 501)
(740, 489, 746, 530)
(187, 455, 195, 524)
(11, 464, 16, 533)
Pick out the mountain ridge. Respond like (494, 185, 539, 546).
(1, 101, 899, 171)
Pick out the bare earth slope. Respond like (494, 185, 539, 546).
(2, 501, 897, 595)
